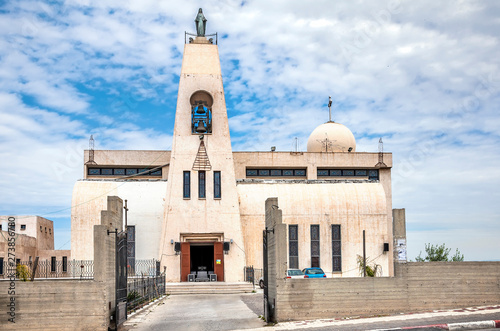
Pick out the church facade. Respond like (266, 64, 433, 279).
(71, 16, 399, 282)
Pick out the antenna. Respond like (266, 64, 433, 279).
(375, 137, 387, 168)
(328, 96, 333, 122)
(85, 135, 97, 165)
(294, 137, 300, 152)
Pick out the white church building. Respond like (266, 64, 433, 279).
(71, 11, 401, 282)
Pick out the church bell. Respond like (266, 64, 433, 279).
(196, 105, 205, 114)
(196, 120, 207, 133)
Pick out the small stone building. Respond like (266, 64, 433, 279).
(0, 215, 70, 277)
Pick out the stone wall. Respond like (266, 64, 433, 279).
(0, 196, 125, 330)
(0, 280, 107, 330)
(274, 262, 500, 321)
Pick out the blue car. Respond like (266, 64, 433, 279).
(302, 267, 326, 278)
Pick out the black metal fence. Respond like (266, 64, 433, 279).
(0, 260, 93, 279)
(0, 259, 163, 280)
(128, 259, 161, 277)
(127, 274, 165, 313)
(244, 266, 263, 286)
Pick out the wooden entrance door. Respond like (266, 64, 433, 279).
(214, 242, 224, 281)
(180, 242, 190, 282)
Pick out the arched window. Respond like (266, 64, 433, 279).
(190, 91, 213, 134)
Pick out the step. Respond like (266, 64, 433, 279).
(165, 282, 256, 295)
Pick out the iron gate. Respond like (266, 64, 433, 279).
(116, 230, 128, 326)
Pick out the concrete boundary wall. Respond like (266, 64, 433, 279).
(0, 196, 123, 330)
(275, 262, 500, 321)
(0, 280, 107, 329)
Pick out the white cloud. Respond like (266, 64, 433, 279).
(0, 0, 499, 260)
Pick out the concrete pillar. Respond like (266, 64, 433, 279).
(93, 196, 123, 326)
(393, 208, 406, 277)
(265, 197, 287, 323)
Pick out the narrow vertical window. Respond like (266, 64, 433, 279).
(51, 256, 56, 272)
(62, 256, 68, 272)
(183, 171, 191, 198)
(310, 225, 320, 267)
(0, 257, 4, 275)
(289, 225, 299, 269)
(127, 225, 136, 274)
(198, 171, 206, 199)
(214, 171, 221, 199)
(332, 224, 342, 272)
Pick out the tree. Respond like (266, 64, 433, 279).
(415, 243, 464, 262)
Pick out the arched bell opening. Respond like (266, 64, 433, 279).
(190, 90, 213, 134)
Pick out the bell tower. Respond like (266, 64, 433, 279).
(159, 10, 245, 282)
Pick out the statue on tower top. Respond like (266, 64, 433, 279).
(195, 8, 207, 37)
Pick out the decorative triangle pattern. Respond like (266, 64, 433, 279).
(192, 140, 212, 171)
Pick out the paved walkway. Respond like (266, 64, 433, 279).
(123, 293, 266, 331)
(124, 293, 500, 331)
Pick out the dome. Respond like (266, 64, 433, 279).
(307, 121, 356, 152)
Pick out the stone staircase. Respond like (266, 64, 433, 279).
(165, 282, 256, 295)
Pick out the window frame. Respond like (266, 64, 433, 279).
(332, 224, 342, 272)
(183, 171, 191, 199)
(310, 224, 320, 268)
(289, 225, 299, 269)
(214, 171, 221, 199)
(62, 256, 68, 272)
(198, 171, 206, 199)
(51, 256, 56, 272)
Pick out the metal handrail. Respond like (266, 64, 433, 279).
(184, 31, 218, 45)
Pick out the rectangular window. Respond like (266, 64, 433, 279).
(317, 169, 329, 176)
(198, 171, 206, 199)
(332, 225, 342, 272)
(330, 170, 342, 176)
(127, 225, 136, 274)
(214, 171, 221, 199)
(62, 256, 68, 272)
(246, 169, 258, 176)
(51, 256, 56, 272)
(101, 168, 113, 175)
(183, 171, 191, 198)
(20, 224, 26, 230)
(0, 257, 3, 275)
(289, 225, 299, 269)
(294, 169, 306, 176)
(368, 169, 379, 180)
(126, 169, 138, 175)
(310, 225, 320, 267)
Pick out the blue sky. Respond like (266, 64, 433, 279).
(0, 0, 499, 260)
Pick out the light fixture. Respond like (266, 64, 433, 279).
(271, 146, 276, 152)
(170, 239, 174, 244)
(230, 239, 233, 244)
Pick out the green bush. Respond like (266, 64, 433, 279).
(16, 264, 31, 281)
(127, 290, 140, 302)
